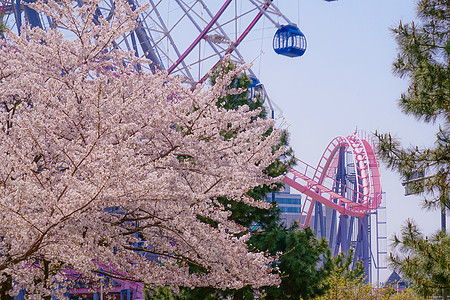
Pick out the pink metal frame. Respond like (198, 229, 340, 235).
(283, 133, 382, 227)
(167, 0, 233, 75)
(197, 0, 272, 84)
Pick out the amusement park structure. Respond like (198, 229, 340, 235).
(1, 0, 388, 296)
(0, 0, 310, 114)
(283, 131, 386, 282)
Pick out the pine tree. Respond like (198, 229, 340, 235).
(0, 11, 5, 36)
(146, 62, 333, 300)
(208, 62, 334, 300)
(376, 0, 449, 210)
(390, 220, 450, 298)
(376, 0, 450, 298)
(252, 225, 334, 300)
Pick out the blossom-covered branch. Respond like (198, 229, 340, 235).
(0, 0, 282, 297)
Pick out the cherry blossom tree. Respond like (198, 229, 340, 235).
(0, 0, 283, 297)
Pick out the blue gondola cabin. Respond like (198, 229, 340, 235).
(273, 24, 307, 57)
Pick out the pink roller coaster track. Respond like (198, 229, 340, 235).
(282, 132, 382, 227)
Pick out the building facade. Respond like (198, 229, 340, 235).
(266, 185, 302, 228)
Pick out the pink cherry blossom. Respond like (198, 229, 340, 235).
(0, 0, 282, 297)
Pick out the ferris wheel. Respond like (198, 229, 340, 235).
(0, 0, 311, 93)
(0, 0, 318, 116)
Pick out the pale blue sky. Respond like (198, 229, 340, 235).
(4, 0, 443, 283)
(243, 0, 443, 281)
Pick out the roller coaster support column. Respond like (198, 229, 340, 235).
(327, 206, 337, 249)
(334, 215, 350, 256)
(284, 133, 383, 283)
(313, 201, 325, 239)
(330, 146, 352, 254)
(353, 214, 371, 283)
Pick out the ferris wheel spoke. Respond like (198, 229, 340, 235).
(143, 1, 199, 70)
(197, 1, 263, 66)
(149, 0, 193, 80)
(176, 0, 211, 26)
(167, 0, 231, 74)
(197, 0, 270, 84)
(209, 5, 257, 31)
(247, 0, 284, 28)
(2, 0, 297, 114)
(195, 0, 258, 79)
(169, 51, 222, 81)
(165, 0, 199, 33)
(174, 0, 225, 59)
(121, 0, 163, 70)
